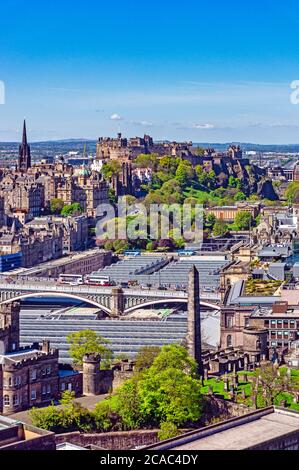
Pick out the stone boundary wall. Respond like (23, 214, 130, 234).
(55, 430, 160, 450)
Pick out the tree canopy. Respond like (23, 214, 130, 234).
(66, 330, 113, 367)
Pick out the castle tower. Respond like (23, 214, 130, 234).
(0, 302, 20, 353)
(83, 353, 102, 396)
(187, 266, 203, 376)
(18, 120, 31, 171)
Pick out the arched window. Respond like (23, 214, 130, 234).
(4, 395, 10, 407)
(227, 335, 232, 347)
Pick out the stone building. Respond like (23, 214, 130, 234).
(83, 354, 113, 396)
(25, 215, 89, 254)
(0, 225, 63, 269)
(220, 305, 268, 364)
(254, 207, 298, 246)
(0, 174, 44, 218)
(0, 302, 60, 415)
(206, 202, 260, 223)
(0, 302, 114, 416)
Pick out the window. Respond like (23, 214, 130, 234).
(8, 377, 12, 387)
(31, 370, 37, 381)
(41, 368, 46, 376)
(13, 395, 19, 406)
(226, 316, 233, 328)
(47, 385, 51, 394)
(227, 335, 232, 347)
(4, 395, 10, 407)
(46, 366, 51, 375)
(14, 376, 21, 386)
(31, 390, 37, 401)
(61, 383, 65, 391)
(42, 386, 46, 395)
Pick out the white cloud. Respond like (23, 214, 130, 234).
(130, 120, 154, 127)
(110, 113, 123, 121)
(193, 123, 215, 129)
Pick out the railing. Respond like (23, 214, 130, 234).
(0, 281, 220, 302)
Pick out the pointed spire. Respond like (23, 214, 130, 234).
(22, 119, 27, 146)
(18, 119, 31, 171)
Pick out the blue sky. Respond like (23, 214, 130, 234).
(1, 0, 299, 143)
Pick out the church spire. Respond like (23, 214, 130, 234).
(18, 120, 31, 171)
(22, 119, 27, 146)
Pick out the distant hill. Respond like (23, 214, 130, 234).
(1, 139, 299, 154)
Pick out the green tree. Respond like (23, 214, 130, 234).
(234, 192, 246, 201)
(158, 156, 180, 175)
(175, 161, 194, 188)
(93, 400, 115, 432)
(149, 344, 198, 376)
(50, 198, 64, 214)
(59, 390, 76, 408)
(285, 182, 299, 204)
(29, 405, 64, 433)
(101, 161, 122, 180)
(253, 364, 298, 407)
(61, 203, 84, 216)
(66, 330, 113, 367)
(138, 366, 203, 426)
(158, 422, 180, 441)
(206, 213, 216, 227)
(108, 188, 117, 204)
(135, 346, 161, 372)
(213, 219, 228, 237)
(234, 211, 253, 230)
(228, 176, 241, 189)
(135, 153, 159, 171)
(114, 378, 144, 430)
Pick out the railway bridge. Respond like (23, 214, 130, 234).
(0, 281, 221, 316)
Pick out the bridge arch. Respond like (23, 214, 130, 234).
(124, 298, 220, 315)
(0, 292, 112, 315)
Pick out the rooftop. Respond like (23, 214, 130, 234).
(0, 348, 43, 365)
(145, 407, 299, 451)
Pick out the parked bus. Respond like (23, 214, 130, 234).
(84, 274, 112, 286)
(58, 274, 84, 285)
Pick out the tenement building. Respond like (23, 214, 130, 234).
(0, 302, 113, 415)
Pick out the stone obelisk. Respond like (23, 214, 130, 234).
(187, 265, 203, 377)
